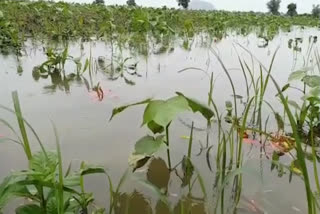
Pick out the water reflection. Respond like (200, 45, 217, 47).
(1, 29, 320, 214)
(114, 191, 152, 214)
(147, 158, 170, 192)
(97, 56, 141, 85)
(32, 70, 82, 94)
(174, 196, 206, 214)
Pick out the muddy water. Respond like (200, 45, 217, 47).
(0, 27, 319, 213)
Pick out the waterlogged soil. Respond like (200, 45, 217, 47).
(1, 28, 319, 213)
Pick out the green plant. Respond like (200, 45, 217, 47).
(110, 93, 214, 170)
(0, 91, 106, 214)
(238, 46, 318, 214)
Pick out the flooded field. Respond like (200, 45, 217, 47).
(1, 22, 320, 214)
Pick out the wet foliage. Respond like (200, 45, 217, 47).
(0, 0, 320, 53)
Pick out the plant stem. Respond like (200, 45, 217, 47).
(206, 73, 214, 147)
(221, 134, 227, 214)
(311, 121, 320, 194)
(12, 91, 32, 161)
(166, 125, 172, 170)
(187, 122, 194, 159)
(37, 186, 46, 213)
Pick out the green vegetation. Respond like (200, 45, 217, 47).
(0, 92, 107, 214)
(3, 47, 320, 213)
(0, 0, 319, 54)
(0, 1, 320, 213)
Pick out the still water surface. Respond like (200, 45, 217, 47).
(0, 27, 319, 213)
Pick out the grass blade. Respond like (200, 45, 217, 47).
(12, 91, 32, 161)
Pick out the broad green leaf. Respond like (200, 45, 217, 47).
(143, 96, 189, 128)
(302, 75, 320, 88)
(134, 135, 165, 156)
(16, 204, 43, 214)
(128, 135, 166, 170)
(288, 70, 307, 81)
(176, 92, 214, 120)
(143, 100, 165, 125)
(0, 11, 3, 19)
(147, 121, 164, 134)
(109, 98, 151, 121)
(129, 155, 151, 172)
